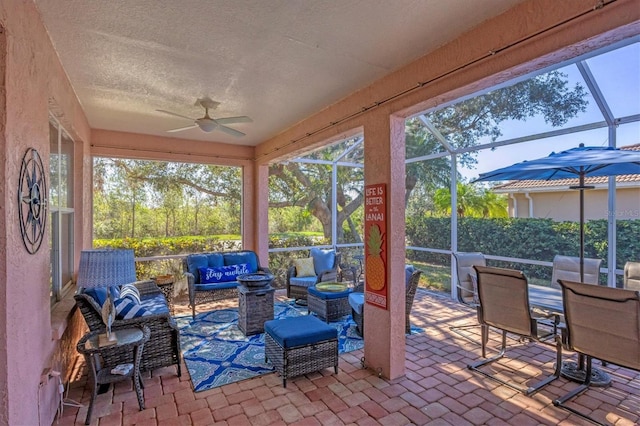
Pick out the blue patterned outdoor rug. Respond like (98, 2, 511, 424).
(176, 302, 365, 392)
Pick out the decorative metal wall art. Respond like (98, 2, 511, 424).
(18, 148, 47, 254)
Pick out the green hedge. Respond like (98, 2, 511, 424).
(406, 216, 640, 282)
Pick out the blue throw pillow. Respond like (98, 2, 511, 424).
(199, 263, 250, 283)
(310, 248, 335, 274)
(114, 297, 152, 319)
(83, 287, 120, 307)
(84, 287, 107, 306)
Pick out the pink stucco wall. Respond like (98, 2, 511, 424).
(0, 0, 638, 422)
(0, 1, 90, 424)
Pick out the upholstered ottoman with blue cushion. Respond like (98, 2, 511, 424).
(308, 284, 352, 322)
(264, 315, 338, 387)
(348, 292, 365, 336)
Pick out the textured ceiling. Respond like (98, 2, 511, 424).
(34, 0, 523, 146)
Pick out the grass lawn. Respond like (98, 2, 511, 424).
(410, 260, 452, 292)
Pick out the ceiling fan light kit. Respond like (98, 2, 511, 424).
(196, 118, 217, 132)
(157, 97, 252, 137)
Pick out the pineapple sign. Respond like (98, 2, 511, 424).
(364, 183, 387, 309)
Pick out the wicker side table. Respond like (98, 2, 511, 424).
(238, 284, 275, 336)
(152, 275, 175, 315)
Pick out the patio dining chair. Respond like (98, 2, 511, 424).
(554, 279, 640, 425)
(551, 255, 601, 288)
(624, 261, 640, 291)
(468, 266, 561, 395)
(450, 252, 485, 344)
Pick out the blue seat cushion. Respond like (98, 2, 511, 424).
(308, 285, 351, 299)
(141, 294, 170, 315)
(194, 281, 239, 292)
(264, 316, 337, 348)
(224, 252, 258, 273)
(348, 293, 365, 315)
(289, 276, 317, 288)
(310, 248, 335, 274)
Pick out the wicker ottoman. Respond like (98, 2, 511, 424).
(264, 315, 338, 387)
(307, 284, 352, 322)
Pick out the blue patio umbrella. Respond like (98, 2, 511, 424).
(474, 144, 640, 281)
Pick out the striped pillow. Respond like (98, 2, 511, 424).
(120, 283, 141, 304)
(114, 297, 152, 319)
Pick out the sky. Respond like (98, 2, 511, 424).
(458, 41, 640, 181)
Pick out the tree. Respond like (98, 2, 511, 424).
(92, 158, 242, 239)
(433, 182, 508, 218)
(269, 70, 587, 238)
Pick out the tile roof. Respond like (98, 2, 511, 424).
(492, 144, 640, 191)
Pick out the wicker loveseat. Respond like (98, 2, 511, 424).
(182, 250, 270, 319)
(74, 280, 181, 376)
(348, 265, 422, 335)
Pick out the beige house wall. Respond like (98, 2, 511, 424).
(507, 187, 640, 221)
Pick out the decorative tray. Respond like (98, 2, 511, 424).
(315, 282, 348, 292)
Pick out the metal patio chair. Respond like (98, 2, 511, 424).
(554, 279, 640, 425)
(468, 266, 561, 395)
(450, 252, 485, 344)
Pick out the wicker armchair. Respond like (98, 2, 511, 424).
(74, 280, 181, 376)
(348, 265, 422, 335)
(286, 248, 343, 303)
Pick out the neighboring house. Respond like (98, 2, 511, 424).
(493, 144, 640, 221)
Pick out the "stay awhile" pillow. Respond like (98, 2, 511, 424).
(198, 263, 250, 283)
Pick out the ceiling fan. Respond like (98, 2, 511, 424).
(156, 97, 252, 137)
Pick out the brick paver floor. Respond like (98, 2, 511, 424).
(59, 288, 639, 425)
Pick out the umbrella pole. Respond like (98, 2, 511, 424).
(571, 171, 594, 283)
(579, 185, 584, 282)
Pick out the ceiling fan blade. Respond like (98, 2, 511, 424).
(217, 125, 246, 137)
(215, 116, 253, 125)
(167, 124, 199, 133)
(156, 109, 195, 121)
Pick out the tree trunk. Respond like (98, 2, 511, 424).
(309, 197, 332, 239)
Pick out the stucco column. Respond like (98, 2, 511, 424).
(243, 162, 270, 263)
(363, 112, 407, 380)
